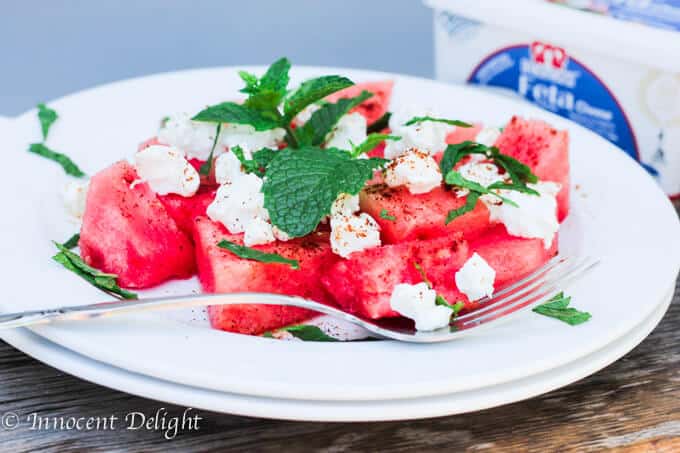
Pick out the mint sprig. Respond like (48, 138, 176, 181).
(404, 116, 472, 128)
(367, 111, 391, 134)
(349, 133, 400, 158)
(217, 240, 300, 269)
(444, 171, 518, 207)
(199, 123, 222, 176)
(263, 147, 387, 237)
(28, 143, 85, 177)
(533, 292, 591, 326)
(277, 325, 339, 342)
(296, 91, 373, 147)
(62, 233, 80, 250)
(283, 75, 354, 121)
(52, 242, 138, 300)
(231, 146, 278, 177)
(192, 102, 280, 131)
(240, 57, 291, 112)
(445, 191, 480, 224)
(37, 103, 58, 140)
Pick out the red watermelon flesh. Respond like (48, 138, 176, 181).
(158, 187, 216, 236)
(193, 217, 338, 334)
(79, 161, 195, 288)
(360, 184, 492, 244)
(494, 116, 570, 221)
(325, 80, 394, 125)
(446, 123, 482, 144)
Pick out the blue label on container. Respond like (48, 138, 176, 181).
(467, 43, 640, 160)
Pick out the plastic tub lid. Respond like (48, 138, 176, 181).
(425, 0, 680, 73)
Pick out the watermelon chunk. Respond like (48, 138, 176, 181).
(193, 217, 338, 334)
(158, 187, 216, 236)
(495, 116, 570, 221)
(360, 184, 492, 244)
(79, 161, 195, 288)
(325, 80, 394, 126)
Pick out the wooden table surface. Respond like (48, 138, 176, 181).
(1, 204, 678, 453)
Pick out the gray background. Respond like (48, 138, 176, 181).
(0, 0, 433, 116)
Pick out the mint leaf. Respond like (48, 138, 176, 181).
(199, 123, 222, 176)
(52, 243, 138, 300)
(262, 147, 387, 237)
(440, 141, 487, 175)
(487, 181, 540, 196)
(445, 191, 480, 224)
(444, 171, 518, 207)
(493, 153, 539, 186)
(217, 240, 300, 269)
(296, 91, 373, 147)
(413, 261, 463, 316)
(533, 292, 591, 326)
(242, 58, 291, 112)
(231, 146, 277, 177)
(192, 102, 281, 131)
(37, 103, 58, 140)
(62, 233, 80, 250)
(28, 143, 85, 177)
(283, 75, 354, 120)
(367, 111, 391, 134)
(379, 208, 396, 221)
(281, 325, 339, 342)
(350, 133, 400, 158)
(404, 116, 472, 128)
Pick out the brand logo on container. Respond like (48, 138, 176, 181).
(530, 41, 568, 69)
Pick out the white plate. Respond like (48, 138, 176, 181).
(0, 283, 673, 422)
(1, 67, 679, 402)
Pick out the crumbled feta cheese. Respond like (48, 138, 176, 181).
(206, 173, 269, 234)
(157, 112, 222, 161)
(330, 213, 381, 258)
(325, 112, 367, 150)
(330, 193, 360, 216)
(455, 253, 496, 301)
(486, 182, 561, 249)
(384, 148, 442, 194)
(384, 106, 455, 159)
(272, 226, 290, 242)
(214, 149, 249, 185)
(134, 145, 200, 197)
(390, 282, 453, 331)
(220, 123, 286, 153)
(63, 179, 89, 219)
(475, 127, 502, 146)
(243, 217, 275, 246)
(454, 160, 507, 197)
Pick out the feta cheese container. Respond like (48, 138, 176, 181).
(426, 0, 680, 198)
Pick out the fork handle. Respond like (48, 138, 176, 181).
(0, 293, 358, 330)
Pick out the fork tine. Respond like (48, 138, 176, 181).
(456, 257, 598, 329)
(456, 255, 571, 322)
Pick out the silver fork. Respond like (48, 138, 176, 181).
(0, 255, 598, 342)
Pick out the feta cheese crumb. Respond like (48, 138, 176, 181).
(454, 160, 507, 197)
(325, 112, 367, 150)
(206, 173, 269, 234)
(475, 127, 502, 146)
(214, 149, 249, 185)
(330, 213, 381, 258)
(390, 282, 453, 331)
(272, 226, 290, 242)
(331, 193, 360, 216)
(384, 106, 455, 159)
(384, 148, 442, 194)
(63, 179, 89, 219)
(220, 123, 286, 153)
(455, 253, 496, 301)
(486, 182, 561, 249)
(134, 145, 200, 197)
(157, 112, 222, 161)
(243, 217, 275, 246)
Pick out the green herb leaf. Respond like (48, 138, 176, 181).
(440, 141, 487, 175)
(28, 143, 85, 177)
(37, 103, 58, 140)
(62, 233, 80, 250)
(283, 75, 354, 121)
(296, 91, 373, 146)
(445, 191, 480, 224)
(261, 330, 275, 338)
(444, 171, 518, 207)
(366, 111, 391, 134)
(52, 243, 138, 300)
(192, 102, 281, 131)
(493, 153, 539, 186)
(413, 261, 464, 317)
(199, 123, 222, 176)
(379, 208, 396, 221)
(404, 116, 472, 128)
(349, 133, 400, 158)
(242, 57, 291, 112)
(262, 147, 387, 237)
(217, 240, 300, 269)
(231, 146, 277, 177)
(533, 292, 592, 326)
(281, 325, 339, 342)
(487, 181, 540, 196)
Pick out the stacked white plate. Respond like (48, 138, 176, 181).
(0, 68, 678, 421)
